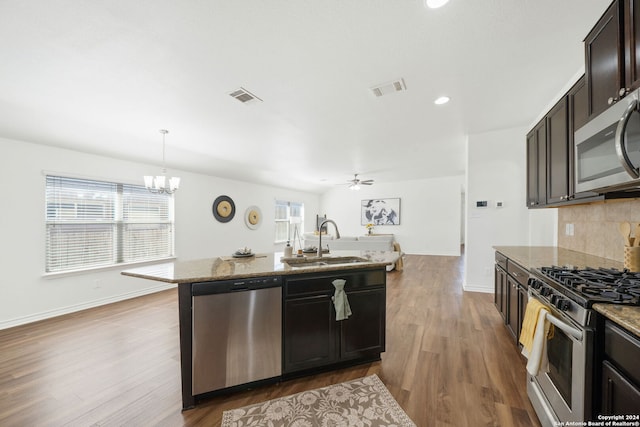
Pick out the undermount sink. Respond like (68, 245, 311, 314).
(284, 256, 368, 268)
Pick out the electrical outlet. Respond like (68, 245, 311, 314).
(565, 223, 574, 236)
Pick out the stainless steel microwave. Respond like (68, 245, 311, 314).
(575, 88, 640, 193)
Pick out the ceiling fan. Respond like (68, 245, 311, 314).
(347, 174, 374, 190)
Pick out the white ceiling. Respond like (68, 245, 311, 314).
(0, 0, 610, 193)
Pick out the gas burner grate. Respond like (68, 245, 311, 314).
(538, 266, 640, 305)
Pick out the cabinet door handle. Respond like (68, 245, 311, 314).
(606, 377, 613, 412)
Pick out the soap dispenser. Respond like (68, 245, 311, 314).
(284, 241, 293, 257)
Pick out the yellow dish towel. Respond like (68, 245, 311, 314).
(519, 298, 554, 353)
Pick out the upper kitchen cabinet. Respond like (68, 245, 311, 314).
(624, 0, 640, 92)
(585, 0, 624, 118)
(546, 96, 569, 204)
(527, 120, 546, 208)
(585, 0, 640, 119)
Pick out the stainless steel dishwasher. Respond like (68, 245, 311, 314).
(191, 276, 282, 395)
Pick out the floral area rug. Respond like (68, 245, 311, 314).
(221, 374, 416, 427)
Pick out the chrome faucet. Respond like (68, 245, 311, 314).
(317, 219, 341, 257)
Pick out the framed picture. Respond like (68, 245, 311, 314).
(361, 198, 401, 225)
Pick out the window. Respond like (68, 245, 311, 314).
(275, 200, 304, 243)
(45, 175, 174, 273)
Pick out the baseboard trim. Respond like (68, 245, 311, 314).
(0, 283, 176, 330)
(463, 283, 493, 293)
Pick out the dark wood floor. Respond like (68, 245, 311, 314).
(0, 255, 541, 426)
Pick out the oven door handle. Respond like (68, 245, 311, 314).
(544, 311, 583, 341)
(615, 98, 640, 179)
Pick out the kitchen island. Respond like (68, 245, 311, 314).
(122, 250, 395, 409)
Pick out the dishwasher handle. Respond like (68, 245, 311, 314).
(192, 276, 282, 296)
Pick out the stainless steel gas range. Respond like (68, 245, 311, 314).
(527, 266, 640, 427)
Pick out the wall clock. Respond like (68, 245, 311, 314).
(244, 206, 262, 230)
(212, 195, 235, 223)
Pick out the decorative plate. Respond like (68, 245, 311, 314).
(244, 205, 262, 230)
(232, 252, 255, 258)
(212, 195, 235, 223)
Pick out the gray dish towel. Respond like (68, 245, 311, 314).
(332, 279, 352, 321)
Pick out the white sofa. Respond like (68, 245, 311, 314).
(301, 233, 403, 271)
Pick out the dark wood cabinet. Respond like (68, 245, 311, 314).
(585, 0, 624, 119)
(506, 276, 520, 340)
(570, 75, 590, 132)
(585, 0, 640, 118)
(600, 320, 640, 415)
(284, 295, 338, 372)
(494, 252, 508, 319)
(495, 252, 529, 345)
(527, 75, 604, 208)
(340, 288, 385, 360)
(546, 97, 570, 204)
(517, 285, 528, 343)
(624, 0, 640, 91)
(283, 269, 386, 375)
(601, 361, 640, 414)
(527, 120, 547, 208)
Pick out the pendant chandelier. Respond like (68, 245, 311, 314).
(144, 129, 180, 194)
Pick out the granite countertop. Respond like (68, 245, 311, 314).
(494, 246, 640, 338)
(493, 246, 625, 271)
(593, 304, 640, 338)
(121, 250, 398, 284)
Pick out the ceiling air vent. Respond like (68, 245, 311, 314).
(370, 78, 406, 97)
(229, 87, 263, 104)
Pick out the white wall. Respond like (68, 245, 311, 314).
(320, 176, 464, 256)
(464, 127, 534, 292)
(1, 137, 319, 329)
(529, 209, 558, 246)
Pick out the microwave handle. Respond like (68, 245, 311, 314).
(615, 99, 640, 179)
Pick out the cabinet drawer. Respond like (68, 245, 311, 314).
(495, 252, 507, 270)
(284, 269, 385, 298)
(507, 261, 529, 287)
(604, 321, 640, 385)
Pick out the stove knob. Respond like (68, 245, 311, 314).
(529, 279, 542, 290)
(555, 298, 571, 311)
(541, 287, 553, 297)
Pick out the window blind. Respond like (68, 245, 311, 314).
(121, 184, 173, 263)
(45, 176, 174, 273)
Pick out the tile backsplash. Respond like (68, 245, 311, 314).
(557, 198, 640, 262)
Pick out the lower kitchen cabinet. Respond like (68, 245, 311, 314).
(283, 269, 386, 375)
(506, 276, 520, 339)
(600, 320, 640, 415)
(495, 251, 529, 345)
(284, 295, 338, 372)
(340, 288, 385, 360)
(601, 361, 640, 415)
(494, 265, 507, 320)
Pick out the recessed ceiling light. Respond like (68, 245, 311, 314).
(434, 96, 450, 105)
(425, 0, 450, 8)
